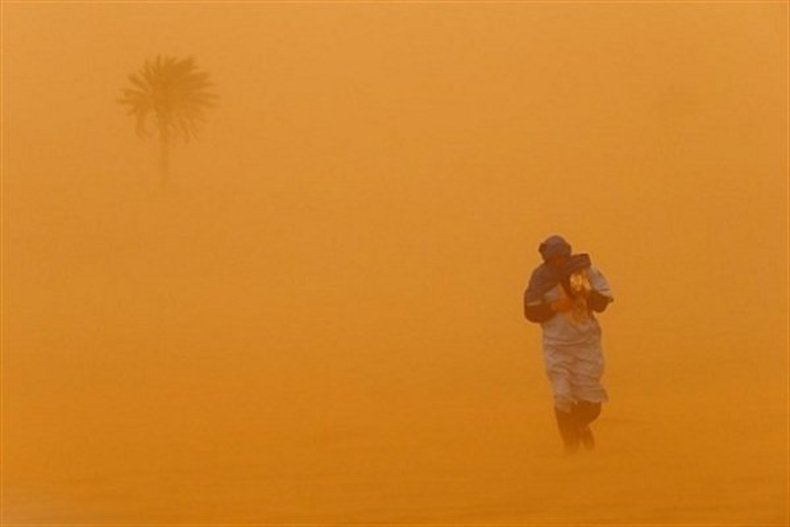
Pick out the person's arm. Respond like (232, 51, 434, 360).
(524, 294, 574, 323)
(524, 300, 555, 323)
(585, 266, 614, 313)
(588, 290, 612, 312)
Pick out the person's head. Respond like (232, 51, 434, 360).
(539, 235, 572, 270)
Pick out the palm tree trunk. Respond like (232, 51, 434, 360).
(159, 123, 170, 188)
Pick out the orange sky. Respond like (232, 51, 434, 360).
(3, 3, 788, 524)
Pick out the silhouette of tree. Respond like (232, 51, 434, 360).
(119, 55, 217, 187)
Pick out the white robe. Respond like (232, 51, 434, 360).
(529, 266, 613, 412)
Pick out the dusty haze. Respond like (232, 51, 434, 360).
(2, 3, 788, 524)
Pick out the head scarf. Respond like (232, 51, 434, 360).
(525, 235, 591, 304)
(539, 235, 572, 262)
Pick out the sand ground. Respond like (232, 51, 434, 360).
(3, 3, 787, 524)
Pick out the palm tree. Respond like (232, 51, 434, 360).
(119, 55, 217, 187)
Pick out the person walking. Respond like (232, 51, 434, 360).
(523, 235, 614, 454)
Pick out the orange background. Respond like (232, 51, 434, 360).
(3, 3, 787, 524)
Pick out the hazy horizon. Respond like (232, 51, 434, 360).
(3, 3, 787, 524)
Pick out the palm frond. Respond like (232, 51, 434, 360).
(119, 54, 218, 142)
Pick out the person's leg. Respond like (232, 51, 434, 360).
(575, 400, 602, 423)
(571, 400, 602, 449)
(543, 347, 578, 453)
(568, 341, 607, 450)
(554, 406, 580, 454)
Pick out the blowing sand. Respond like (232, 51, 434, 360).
(3, 3, 788, 524)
